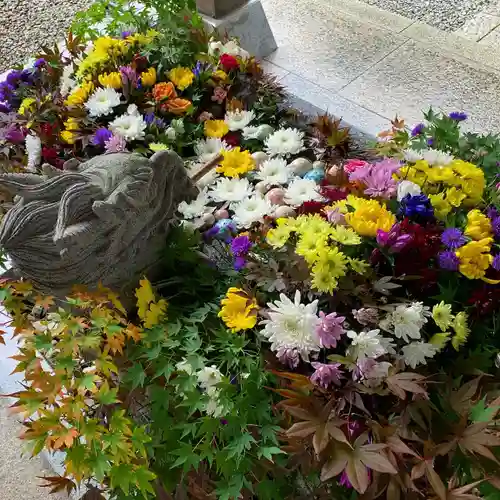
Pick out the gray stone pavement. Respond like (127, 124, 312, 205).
(261, 0, 500, 136)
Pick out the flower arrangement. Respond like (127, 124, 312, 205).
(2, 7, 500, 500)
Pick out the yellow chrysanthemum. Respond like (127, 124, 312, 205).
(330, 226, 361, 245)
(444, 187, 466, 208)
(169, 67, 195, 90)
(451, 311, 469, 350)
(218, 287, 258, 333)
(76, 37, 128, 79)
(295, 233, 328, 265)
(464, 209, 492, 240)
(149, 142, 169, 152)
(266, 223, 293, 248)
(60, 130, 78, 144)
(429, 332, 451, 350)
(98, 72, 122, 89)
(456, 238, 493, 280)
(432, 301, 454, 331)
(347, 258, 370, 275)
(204, 119, 229, 138)
(18, 97, 36, 115)
(140, 67, 157, 87)
(64, 117, 80, 131)
(344, 196, 395, 237)
(212, 70, 228, 82)
(428, 193, 452, 220)
(216, 147, 255, 177)
(311, 246, 348, 292)
(65, 81, 94, 106)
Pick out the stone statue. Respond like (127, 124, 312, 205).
(0, 151, 197, 297)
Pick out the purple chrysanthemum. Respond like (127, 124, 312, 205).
(441, 227, 466, 249)
(119, 65, 137, 88)
(276, 347, 300, 369)
(310, 362, 344, 389)
(492, 254, 500, 271)
(315, 311, 346, 348)
(411, 123, 425, 137)
(449, 111, 467, 121)
(438, 251, 460, 271)
(104, 134, 127, 153)
(91, 127, 112, 147)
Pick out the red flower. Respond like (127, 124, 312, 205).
(319, 181, 348, 202)
(40, 122, 56, 138)
(222, 131, 240, 147)
(297, 200, 327, 216)
(220, 54, 240, 71)
(42, 147, 58, 164)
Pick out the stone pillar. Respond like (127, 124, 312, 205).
(198, 0, 277, 59)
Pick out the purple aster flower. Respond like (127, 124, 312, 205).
(33, 58, 46, 69)
(492, 254, 500, 271)
(441, 227, 466, 249)
(231, 235, 251, 256)
(121, 30, 133, 38)
(411, 123, 425, 136)
(91, 127, 113, 148)
(193, 61, 204, 77)
(492, 218, 500, 239)
(449, 111, 467, 121)
(0, 82, 15, 103)
(310, 362, 344, 389)
(20, 69, 34, 84)
(233, 255, 246, 270)
(399, 193, 434, 219)
(427, 137, 434, 146)
(276, 347, 300, 368)
(315, 311, 346, 348)
(438, 250, 460, 271)
(144, 112, 156, 126)
(376, 223, 412, 253)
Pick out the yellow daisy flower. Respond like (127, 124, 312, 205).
(204, 119, 229, 138)
(218, 287, 258, 333)
(216, 147, 255, 177)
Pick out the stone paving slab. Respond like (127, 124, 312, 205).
(338, 39, 500, 132)
(263, 0, 408, 91)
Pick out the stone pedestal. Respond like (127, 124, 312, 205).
(200, 0, 277, 59)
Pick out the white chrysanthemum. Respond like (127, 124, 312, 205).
(109, 106, 146, 141)
(242, 124, 274, 141)
(209, 39, 249, 59)
(265, 128, 305, 156)
(225, 109, 255, 131)
(256, 158, 290, 185)
(197, 365, 223, 389)
(346, 329, 387, 360)
(232, 195, 274, 228)
(59, 64, 77, 96)
(421, 148, 454, 166)
(25, 133, 42, 172)
(397, 180, 422, 201)
(177, 189, 212, 220)
(85, 87, 121, 117)
(284, 178, 322, 206)
(208, 177, 253, 204)
(403, 149, 423, 163)
(380, 302, 431, 343)
(194, 137, 231, 163)
(402, 341, 437, 368)
(260, 290, 320, 361)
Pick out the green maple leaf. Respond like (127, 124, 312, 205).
(96, 382, 119, 405)
(134, 466, 156, 495)
(87, 450, 110, 482)
(257, 446, 285, 463)
(124, 363, 146, 389)
(470, 398, 499, 422)
(110, 463, 135, 494)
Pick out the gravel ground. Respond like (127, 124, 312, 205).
(361, 0, 494, 31)
(0, 0, 93, 72)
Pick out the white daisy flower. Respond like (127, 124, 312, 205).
(208, 177, 253, 204)
(346, 329, 387, 360)
(402, 341, 437, 368)
(260, 290, 320, 362)
(284, 178, 322, 206)
(85, 87, 121, 117)
(197, 365, 223, 389)
(177, 189, 212, 220)
(265, 128, 305, 156)
(25, 133, 41, 172)
(194, 137, 231, 163)
(242, 124, 274, 141)
(232, 195, 274, 228)
(380, 302, 431, 344)
(109, 105, 147, 141)
(397, 180, 422, 201)
(225, 109, 255, 131)
(421, 148, 454, 166)
(256, 158, 290, 185)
